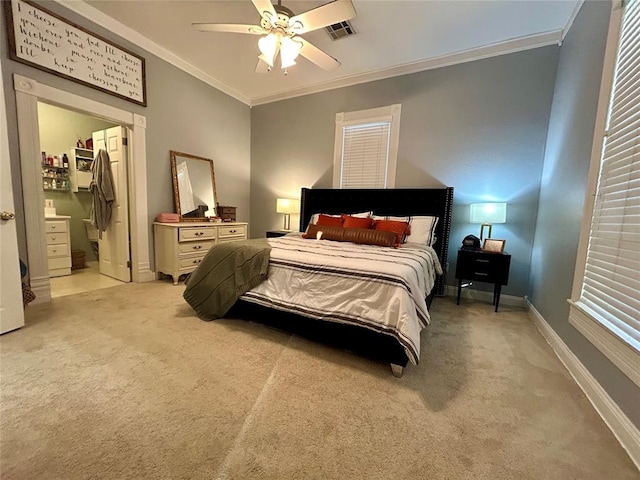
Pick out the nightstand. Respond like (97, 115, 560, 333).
(455, 248, 511, 312)
(266, 230, 291, 238)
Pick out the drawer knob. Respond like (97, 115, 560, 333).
(193, 259, 201, 265)
(52, 249, 57, 253)
(476, 259, 489, 263)
(230, 229, 236, 233)
(195, 232, 204, 236)
(194, 245, 202, 250)
(51, 225, 56, 229)
(52, 237, 56, 241)
(474, 272, 488, 276)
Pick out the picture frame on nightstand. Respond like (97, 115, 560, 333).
(482, 238, 506, 253)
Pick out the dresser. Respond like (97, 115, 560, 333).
(45, 216, 72, 277)
(154, 222, 248, 284)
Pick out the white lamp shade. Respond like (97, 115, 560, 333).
(280, 37, 301, 68)
(470, 203, 507, 224)
(276, 198, 300, 214)
(258, 33, 280, 67)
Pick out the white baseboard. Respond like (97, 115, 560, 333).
(527, 299, 640, 471)
(444, 285, 526, 308)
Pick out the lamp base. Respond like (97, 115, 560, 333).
(283, 214, 291, 231)
(480, 224, 492, 241)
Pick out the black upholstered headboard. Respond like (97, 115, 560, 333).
(299, 187, 454, 296)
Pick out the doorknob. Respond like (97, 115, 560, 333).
(1, 211, 15, 221)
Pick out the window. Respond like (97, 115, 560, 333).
(569, 0, 639, 387)
(333, 104, 401, 189)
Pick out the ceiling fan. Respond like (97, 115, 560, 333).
(193, 0, 356, 74)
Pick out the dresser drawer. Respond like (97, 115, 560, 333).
(179, 255, 206, 269)
(48, 256, 71, 270)
(218, 225, 246, 238)
(47, 243, 69, 258)
(179, 227, 216, 242)
(45, 220, 68, 234)
(46, 232, 67, 245)
(178, 240, 214, 255)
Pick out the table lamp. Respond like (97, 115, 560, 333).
(470, 202, 507, 240)
(276, 198, 300, 231)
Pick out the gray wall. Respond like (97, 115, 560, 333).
(251, 47, 559, 297)
(1, 1, 251, 269)
(530, 1, 640, 427)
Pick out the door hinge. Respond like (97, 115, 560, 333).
(127, 260, 131, 268)
(122, 137, 128, 146)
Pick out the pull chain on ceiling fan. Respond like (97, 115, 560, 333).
(193, 0, 356, 74)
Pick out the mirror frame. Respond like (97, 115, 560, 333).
(170, 150, 218, 222)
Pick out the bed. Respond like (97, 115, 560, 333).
(231, 187, 454, 377)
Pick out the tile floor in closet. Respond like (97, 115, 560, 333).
(50, 261, 124, 298)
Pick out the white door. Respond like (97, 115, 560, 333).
(92, 126, 131, 283)
(0, 59, 25, 334)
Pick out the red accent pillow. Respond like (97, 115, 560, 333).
(342, 215, 373, 229)
(316, 214, 344, 227)
(374, 220, 410, 247)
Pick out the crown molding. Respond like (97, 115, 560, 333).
(54, 0, 251, 106)
(250, 30, 563, 106)
(561, 0, 585, 42)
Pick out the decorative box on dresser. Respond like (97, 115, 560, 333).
(45, 216, 72, 277)
(154, 222, 248, 285)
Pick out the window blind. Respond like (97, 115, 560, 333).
(579, 0, 640, 350)
(340, 121, 391, 189)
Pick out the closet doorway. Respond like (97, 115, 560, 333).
(14, 74, 153, 304)
(38, 103, 128, 298)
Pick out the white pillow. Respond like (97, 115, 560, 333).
(372, 215, 439, 246)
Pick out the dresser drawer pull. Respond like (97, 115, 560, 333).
(51, 237, 56, 241)
(474, 272, 489, 276)
(52, 248, 57, 253)
(51, 225, 56, 229)
(229, 229, 236, 233)
(193, 259, 202, 265)
(195, 232, 204, 237)
(476, 259, 490, 263)
(193, 245, 202, 250)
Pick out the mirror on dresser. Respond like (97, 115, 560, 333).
(170, 151, 217, 221)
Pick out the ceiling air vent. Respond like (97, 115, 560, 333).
(325, 20, 356, 40)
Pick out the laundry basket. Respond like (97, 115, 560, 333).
(71, 250, 86, 270)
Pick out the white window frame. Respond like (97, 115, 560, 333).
(568, 0, 640, 387)
(333, 104, 402, 189)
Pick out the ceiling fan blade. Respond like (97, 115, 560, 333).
(255, 59, 270, 73)
(298, 38, 341, 71)
(192, 23, 264, 34)
(289, 0, 356, 34)
(251, 0, 276, 18)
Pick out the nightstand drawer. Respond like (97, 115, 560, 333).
(455, 250, 511, 285)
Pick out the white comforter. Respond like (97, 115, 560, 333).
(240, 234, 442, 364)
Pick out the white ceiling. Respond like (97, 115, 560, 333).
(70, 0, 582, 106)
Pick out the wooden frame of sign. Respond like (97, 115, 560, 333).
(4, 0, 147, 106)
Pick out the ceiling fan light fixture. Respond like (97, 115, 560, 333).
(258, 33, 280, 67)
(280, 36, 301, 68)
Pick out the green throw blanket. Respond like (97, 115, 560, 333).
(183, 239, 271, 320)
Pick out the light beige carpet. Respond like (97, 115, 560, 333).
(1, 281, 637, 480)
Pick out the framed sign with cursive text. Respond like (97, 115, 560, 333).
(4, 0, 147, 106)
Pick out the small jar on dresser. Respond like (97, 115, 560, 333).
(153, 221, 248, 285)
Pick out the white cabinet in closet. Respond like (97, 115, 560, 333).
(68, 147, 94, 192)
(45, 217, 72, 277)
(154, 222, 248, 285)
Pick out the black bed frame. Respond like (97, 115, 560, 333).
(232, 187, 454, 373)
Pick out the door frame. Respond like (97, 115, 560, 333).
(13, 74, 154, 303)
